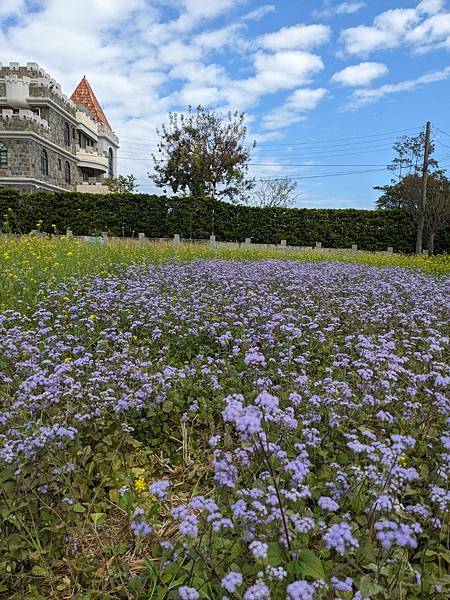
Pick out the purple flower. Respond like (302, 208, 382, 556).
(331, 577, 353, 592)
(323, 522, 359, 555)
(286, 580, 316, 599)
(178, 586, 199, 600)
(221, 571, 243, 593)
(318, 496, 339, 512)
(179, 515, 198, 538)
(149, 479, 170, 500)
(374, 520, 418, 549)
(243, 583, 270, 599)
(249, 540, 268, 560)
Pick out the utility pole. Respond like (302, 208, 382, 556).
(416, 121, 431, 254)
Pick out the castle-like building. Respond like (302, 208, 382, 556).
(0, 62, 119, 194)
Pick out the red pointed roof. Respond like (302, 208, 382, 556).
(70, 76, 111, 130)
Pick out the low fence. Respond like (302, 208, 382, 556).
(54, 230, 427, 256)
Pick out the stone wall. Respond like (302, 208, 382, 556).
(38, 106, 77, 152)
(29, 140, 77, 190)
(0, 137, 77, 190)
(0, 138, 32, 177)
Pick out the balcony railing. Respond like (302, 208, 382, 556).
(75, 145, 108, 171)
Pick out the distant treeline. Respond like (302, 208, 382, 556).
(1, 190, 449, 254)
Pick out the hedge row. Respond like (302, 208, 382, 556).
(1, 189, 449, 254)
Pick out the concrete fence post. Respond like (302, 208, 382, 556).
(138, 232, 145, 243)
(209, 234, 217, 249)
(66, 229, 73, 238)
(387, 246, 393, 254)
(101, 232, 108, 243)
(422, 249, 429, 257)
(280, 239, 287, 248)
(315, 241, 322, 249)
(351, 244, 358, 252)
(245, 237, 251, 245)
(173, 233, 181, 246)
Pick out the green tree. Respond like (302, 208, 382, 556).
(151, 105, 255, 203)
(104, 174, 138, 193)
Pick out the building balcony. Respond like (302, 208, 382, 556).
(77, 178, 109, 195)
(75, 145, 108, 172)
(76, 110, 99, 141)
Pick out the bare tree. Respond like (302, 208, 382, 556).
(424, 176, 450, 255)
(376, 132, 439, 209)
(402, 173, 450, 255)
(253, 177, 298, 208)
(151, 105, 255, 203)
(388, 132, 438, 183)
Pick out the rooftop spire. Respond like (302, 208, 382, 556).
(70, 76, 111, 129)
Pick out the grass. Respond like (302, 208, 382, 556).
(0, 235, 448, 313)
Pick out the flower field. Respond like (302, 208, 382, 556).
(0, 239, 449, 599)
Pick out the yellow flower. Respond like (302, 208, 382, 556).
(88, 314, 96, 321)
(67, 251, 73, 257)
(64, 357, 72, 363)
(399, 455, 407, 467)
(134, 476, 147, 493)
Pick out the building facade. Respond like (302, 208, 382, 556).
(0, 62, 119, 194)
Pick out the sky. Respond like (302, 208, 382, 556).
(1, 0, 450, 208)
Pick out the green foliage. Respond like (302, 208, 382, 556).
(151, 105, 254, 202)
(104, 174, 138, 193)
(0, 188, 449, 253)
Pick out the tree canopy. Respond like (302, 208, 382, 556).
(151, 105, 255, 203)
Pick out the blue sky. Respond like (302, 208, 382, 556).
(1, 0, 450, 207)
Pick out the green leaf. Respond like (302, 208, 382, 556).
(90, 512, 106, 525)
(267, 542, 285, 567)
(359, 576, 385, 596)
(31, 565, 49, 577)
(73, 503, 85, 513)
(297, 549, 325, 580)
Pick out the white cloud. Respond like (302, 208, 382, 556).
(345, 66, 450, 109)
(263, 88, 328, 130)
(314, 1, 365, 18)
(258, 23, 331, 51)
(248, 51, 324, 95)
(331, 62, 388, 87)
(0, 0, 25, 17)
(417, 0, 446, 15)
(335, 2, 366, 14)
(340, 1, 450, 55)
(243, 5, 276, 21)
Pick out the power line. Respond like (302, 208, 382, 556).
(117, 126, 420, 146)
(119, 133, 417, 153)
(435, 138, 450, 149)
(133, 168, 388, 185)
(435, 126, 450, 138)
(118, 146, 395, 161)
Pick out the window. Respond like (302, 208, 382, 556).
(64, 161, 71, 184)
(0, 143, 7, 167)
(58, 158, 62, 171)
(64, 122, 70, 146)
(41, 149, 48, 175)
(108, 148, 113, 177)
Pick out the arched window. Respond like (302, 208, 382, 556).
(108, 148, 113, 178)
(64, 161, 71, 184)
(41, 149, 48, 175)
(64, 122, 70, 146)
(0, 142, 7, 167)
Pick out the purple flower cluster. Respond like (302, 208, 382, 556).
(0, 259, 448, 597)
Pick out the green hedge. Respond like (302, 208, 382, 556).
(0, 189, 449, 253)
